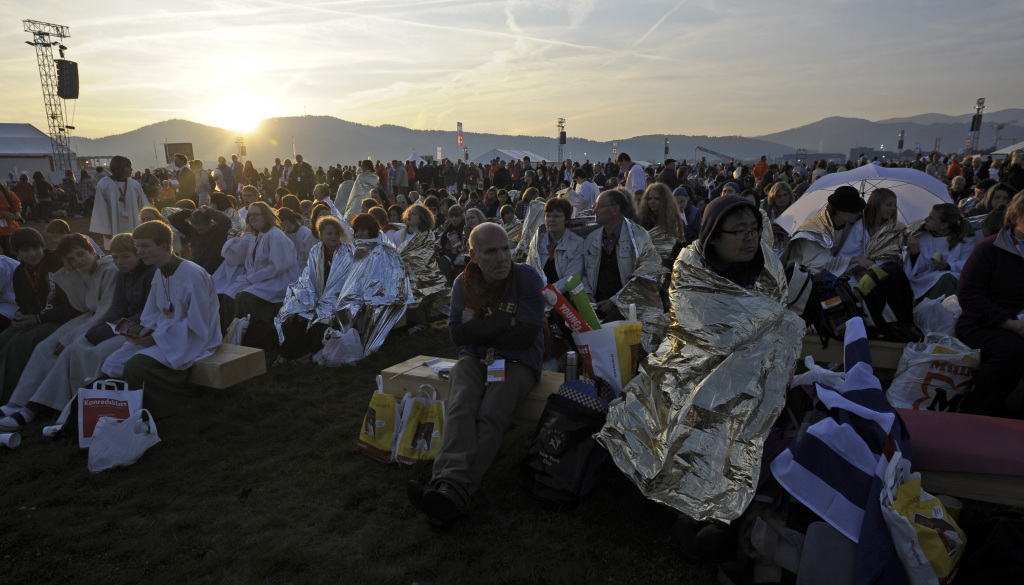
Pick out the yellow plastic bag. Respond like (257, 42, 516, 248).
(356, 376, 398, 462)
(395, 385, 445, 465)
(880, 453, 966, 585)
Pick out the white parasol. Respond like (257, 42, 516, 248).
(776, 164, 953, 235)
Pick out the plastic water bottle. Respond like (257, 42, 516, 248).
(565, 351, 578, 382)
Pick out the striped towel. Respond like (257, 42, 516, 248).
(771, 317, 913, 585)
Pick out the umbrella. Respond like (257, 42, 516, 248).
(776, 164, 953, 235)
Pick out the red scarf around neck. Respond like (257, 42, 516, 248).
(462, 260, 514, 316)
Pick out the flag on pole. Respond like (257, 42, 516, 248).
(612, 141, 618, 156)
(292, 136, 297, 157)
(457, 122, 463, 147)
(436, 147, 442, 160)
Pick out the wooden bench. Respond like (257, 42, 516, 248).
(801, 334, 907, 370)
(380, 355, 561, 423)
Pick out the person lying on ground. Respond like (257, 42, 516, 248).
(407, 223, 546, 525)
(0, 234, 155, 429)
(100, 220, 221, 420)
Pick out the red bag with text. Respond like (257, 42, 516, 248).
(77, 379, 144, 449)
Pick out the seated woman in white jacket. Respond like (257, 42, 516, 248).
(905, 203, 976, 301)
(526, 197, 586, 286)
(215, 201, 300, 350)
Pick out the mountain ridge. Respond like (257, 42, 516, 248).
(63, 109, 1024, 169)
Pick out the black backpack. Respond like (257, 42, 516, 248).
(789, 266, 863, 348)
(521, 380, 609, 508)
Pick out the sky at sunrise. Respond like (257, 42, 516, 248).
(2, 0, 1023, 140)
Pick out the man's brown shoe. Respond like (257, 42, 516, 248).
(422, 482, 467, 524)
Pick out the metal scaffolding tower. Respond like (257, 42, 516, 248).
(23, 19, 74, 174)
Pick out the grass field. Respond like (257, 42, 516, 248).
(0, 324, 718, 585)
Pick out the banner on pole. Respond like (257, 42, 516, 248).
(612, 141, 618, 156)
(457, 122, 463, 146)
(436, 147, 442, 160)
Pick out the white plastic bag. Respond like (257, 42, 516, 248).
(87, 409, 161, 473)
(224, 314, 250, 345)
(792, 356, 846, 389)
(313, 328, 363, 367)
(941, 295, 961, 320)
(912, 298, 956, 336)
(77, 379, 144, 449)
(887, 334, 980, 411)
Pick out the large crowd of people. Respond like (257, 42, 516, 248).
(1, 146, 1023, 565)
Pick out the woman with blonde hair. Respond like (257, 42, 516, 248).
(395, 204, 447, 324)
(215, 201, 300, 350)
(276, 215, 353, 362)
(763, 182, 794, 252)
(637, 183, 684, 262)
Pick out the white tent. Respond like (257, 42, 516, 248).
(993, 139, 1024, 156)
(471, 148, 549, 165)
(405, 151, 427, 165)
(0, 123, 75, 181)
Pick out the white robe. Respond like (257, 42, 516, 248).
(904, 232, 975, 299)
(566, 180, 600, 217)
(7, 257, 119, 408)
(103, 260, 221, 377)
(285, 225, 317, 266)
(0, 255, 18, 319)
(89, 176, 149, 249)
(216, 228, 299, 302)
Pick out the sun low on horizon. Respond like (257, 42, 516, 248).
(200, 95, 276, 133)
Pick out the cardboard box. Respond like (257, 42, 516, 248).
(188, 344, 266, 389)
(380, 355, 562, 422)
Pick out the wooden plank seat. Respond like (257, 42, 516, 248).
(380, 355, 561, 422)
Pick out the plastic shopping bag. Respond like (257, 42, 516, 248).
(887, 334, 980, 411)
(356, 376, 399, 462)
(224, 314, 250, 345)
(313, 328, 363, 367)
(880, 453, 966, 585)
(87, 409, 161, 473)
(394, 384, 445, 465)
(77, 379, 144, 449)
(572, 314, 642, 393)
(912, 298, 956, 337)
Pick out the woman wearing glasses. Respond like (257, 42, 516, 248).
(597, 194, 803, 561)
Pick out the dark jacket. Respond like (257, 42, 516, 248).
(176, 166, 196, 200)
(85, 262, 157, 345)
(12, 249, 62, 315)
(955, 230, 1024, 339)
(169, 208, 233, 274)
